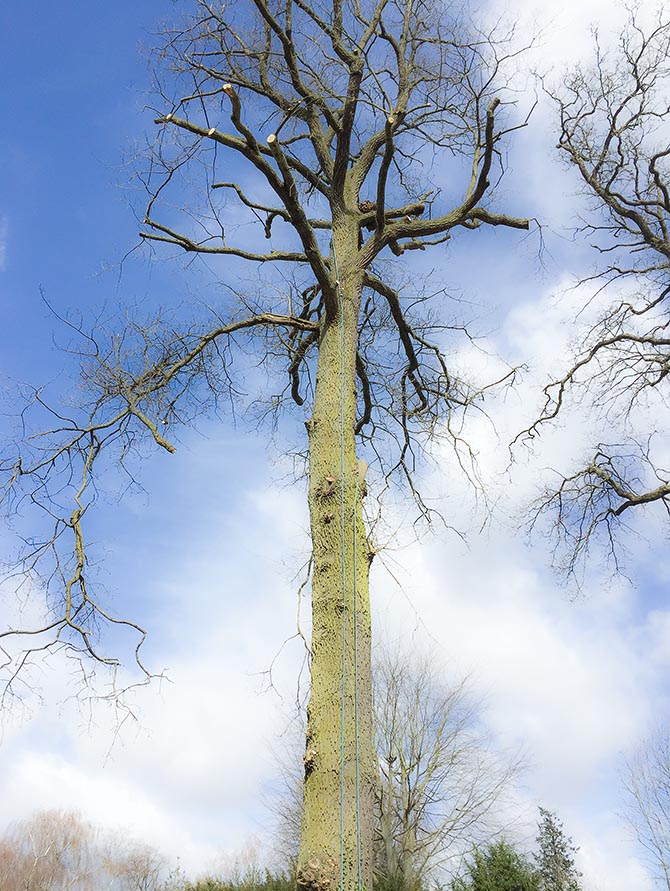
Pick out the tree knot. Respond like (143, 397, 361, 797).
(316, 476, 338, 498)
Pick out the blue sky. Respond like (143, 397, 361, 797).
(1, 2, 169, 368)
(1, 1, 669, 889)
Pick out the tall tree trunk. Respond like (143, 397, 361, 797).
(297, 231, 375, 891)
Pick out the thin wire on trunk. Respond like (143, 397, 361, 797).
(353, 469, 362, 890)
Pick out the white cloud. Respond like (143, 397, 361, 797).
(576, 818, 656, 891)
(362, 253, 669, 891)
(377, 531, 656, 768)
(487, 0, 631, 70)
(369, 516, 662, 891)
(7, 536, 309, 864)
(0, 436, 312, 874)
(0, 750, 210, 867)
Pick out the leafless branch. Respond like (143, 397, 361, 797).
(517, 9, 670, 571)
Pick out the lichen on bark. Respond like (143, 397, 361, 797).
(298, 235, 375, 891)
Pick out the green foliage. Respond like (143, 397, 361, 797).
(534, 809, 582, 891)
(185, 880, 225, 891)
(162, 863, 189, 890)
(451, 841, 540, 891)
(184, 868, 296, 891)
(374, 869, 421, 891)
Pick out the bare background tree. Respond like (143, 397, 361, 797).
(0, 810, 170, 891)
(519, 8, 670, 574)
(0, 810, 96, 891)
(0, 1, 530, 888)
(267, 642, 522, 890)
(622, 727, 670, 891)
(195, 838, 287, 890)
(104, 836, 168, 891)
(373, 648, 521, 891)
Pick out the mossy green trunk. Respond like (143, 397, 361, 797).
(297, 230, 375, 891)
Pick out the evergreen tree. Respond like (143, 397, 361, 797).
(535, 809, 582, 891)
(451, 841, 540, 891)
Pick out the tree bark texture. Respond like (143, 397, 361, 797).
(298, 230, 375, 891)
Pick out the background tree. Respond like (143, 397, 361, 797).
(622, 727, 670, 890)
(0, 809, 174, 891)
(534, 809, 581, 891)
(0, 810, 97, 891)
(0, 2, 530, 890)
(104, 836, 168, 891)
(183, 867, 294, 891)
(519, 8, 670, 573)
(373, 648, 521, 891)
(267, 643, 522, 890)
(450, 841, 540, 891)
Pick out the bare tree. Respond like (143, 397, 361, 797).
(518, 8, 670, 574)
(104, 836, 167, 891)
(0, 2, 530, 890)
(198, 837, 276, 889)
(0, 810, 97, 891)
(0, 810, 173, 891)
(622, 728, 670, 891)
(267, 644, 522, 890)
(373, 648, 521, 890)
